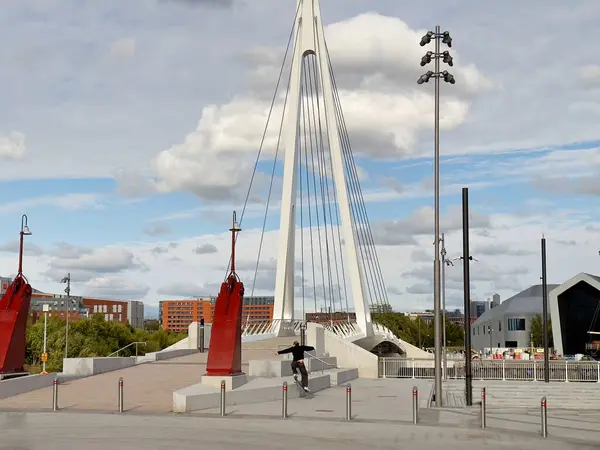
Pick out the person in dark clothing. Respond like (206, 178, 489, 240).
(277, 341, 315, 392)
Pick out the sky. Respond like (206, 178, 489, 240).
(0, 0, 599, 319)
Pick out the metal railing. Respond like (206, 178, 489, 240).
(241, 319, 305, 337)
(275, 345, 337, 373)
(107, 342, 147, 358)
(379, 358, 600, 382)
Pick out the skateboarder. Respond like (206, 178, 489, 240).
(277, 341, 315, 392)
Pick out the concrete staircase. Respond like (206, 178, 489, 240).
(444, 380, 600, 410)
(249, 356, 358, 386)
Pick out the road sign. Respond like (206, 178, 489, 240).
(41, 353, 48, 362)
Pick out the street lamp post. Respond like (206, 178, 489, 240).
(18, 214, 32, 275)
(418, 26, 455, 407)
(488, 322, 493, 356)
(41, 304, 49, 374)
(61, 273, 71, 359)
(440, 233, 449, 380)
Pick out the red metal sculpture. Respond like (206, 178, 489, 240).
(205, 212, 245, 377)
(0, 215, 34, 375)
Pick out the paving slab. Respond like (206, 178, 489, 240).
(1, 410, 597, 450)
(0, 341, 282, 413)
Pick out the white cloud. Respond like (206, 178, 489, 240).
(129, 13, 488, 199)
(45, 244, 148, 283)
(0, 194, 105, 215)
(0, 239, 44, 256)
(0, 131, 25, 159)
(83, 276, 149, 300)
(107, 37, 136, 61)
(579, 65, 600, 84)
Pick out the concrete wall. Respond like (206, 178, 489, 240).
(0, 374, 56, 400)
(306, 323, 379, 378)
(62, 357, 136, 376)
(163, 322, 212, 351)
(0, 373, 87, 400)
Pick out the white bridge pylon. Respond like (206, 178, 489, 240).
(272, 0, 374, 338)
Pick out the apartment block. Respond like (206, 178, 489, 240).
(160, 296, 275, 333)
(84, 298, 129, 324)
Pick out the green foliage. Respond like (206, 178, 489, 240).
(529, 314, 553, 347)
(372, 312, 465, 349)
(25, 315, 187, 373)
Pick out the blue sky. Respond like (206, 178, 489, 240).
(0, 0, 599, 318)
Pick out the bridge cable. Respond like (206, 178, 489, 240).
(223, 1, 301, 281)
(300, 70, 319, 315)
(325, 41, 391, 310)
(309, 53, 339, 315)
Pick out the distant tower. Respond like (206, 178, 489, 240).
(492, 293, 501, 308)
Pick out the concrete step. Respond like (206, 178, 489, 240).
(173, 373, 331, 412)
(326, 368, 359, 386)
(248, 357, 338, 377)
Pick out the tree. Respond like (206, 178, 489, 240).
(372, 312, 464, 349)
(25, 315, 187, 373)
(530, 314, 553, 348)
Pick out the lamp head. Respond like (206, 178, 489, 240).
(419, 31, 434, 47)
(417, 71, 434, 85)
(441, 31, 452, 47)
(442, 70, 456, 84)
(420, 51, 433, 67)
(442, 50, 454, 67)
(21, 225, 32, 236)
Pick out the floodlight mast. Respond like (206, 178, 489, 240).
(417, 25, 456, 408)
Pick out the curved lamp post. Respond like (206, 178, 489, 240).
(18, 214, 32, 275)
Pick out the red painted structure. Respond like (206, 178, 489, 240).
(205, 212, 245, 376)
(0, 215, 33, 374)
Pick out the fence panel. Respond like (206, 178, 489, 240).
(379, 358, 600, 383)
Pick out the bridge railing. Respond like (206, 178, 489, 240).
(380, 358, 600, 383)
(241, 319, 305, 337)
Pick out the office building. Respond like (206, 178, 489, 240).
(29, 293, 89, 324)
(127, 300, 145, 329)
(471, 283, 560, 352)
(160, 296, 275, 332)
(471, 301, 488, 319)
(492, 293, 501, 308)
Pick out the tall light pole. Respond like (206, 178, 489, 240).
(61, 273, 71, 359)
(41, 303, 49, 375)
(440, 233, 450, 380)
(418, 26, 455, 407)
(541, 236, 549, 382)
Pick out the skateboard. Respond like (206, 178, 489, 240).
(293, 375, 313, 397)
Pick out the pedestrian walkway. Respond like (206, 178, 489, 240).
(0, 338, 288, 413)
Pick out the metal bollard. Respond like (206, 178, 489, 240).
(199, 325, 205, 353)
(541, 396, 548, 438)
(282, 382, 288, 419)
(52, 376, 59, 411)
(412, 386, 418, 424)
(480, 387, 486, 429)
(118, 377, 124, 413)
(220, 380, 226, 417)
(345, 384, 352, 421)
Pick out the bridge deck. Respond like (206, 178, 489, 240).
(0, 338, 295, 413)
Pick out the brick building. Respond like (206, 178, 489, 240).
(159, 296, 275, 333)
(2, 275, 144, 327)
(84, 298, 129, 324)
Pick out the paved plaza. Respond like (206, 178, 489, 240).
(1, 407, 598, 450)
(1, 375, 599, 448)
(0, 341, 283, 414)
